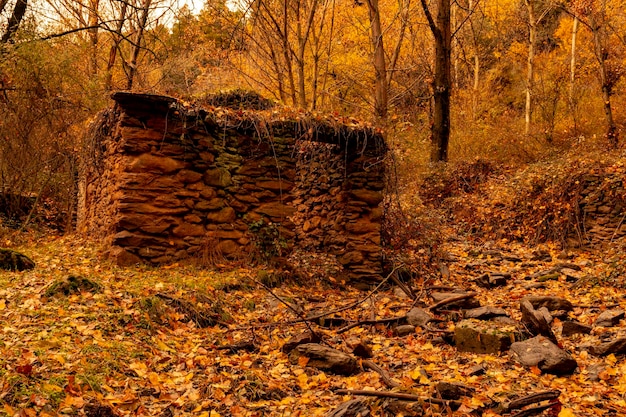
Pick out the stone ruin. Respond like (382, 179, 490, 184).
(78, 92, 387, 283)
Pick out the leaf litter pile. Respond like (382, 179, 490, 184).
(1, 236, 626, 416)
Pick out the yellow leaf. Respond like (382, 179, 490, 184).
(129, 360, 148, 378)
(558, 408, 576, 417)
(297, 373, 308, 389)
(298, 356, 310, 367)
(0, 300, 5, 310)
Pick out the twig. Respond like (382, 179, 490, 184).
(390, 270, 415, 300)
(361, 360, 400, 388)
(253, 278, 323, 343)
(337, 316, 406, 334)
(335, 389, 460, 407)
(428, 292, 477, 311)
(509, 403, 554, 417)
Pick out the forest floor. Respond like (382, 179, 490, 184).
(1, 233, 625, 416)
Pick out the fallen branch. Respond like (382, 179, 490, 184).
(335, 389, 461, 407)
(361, 360, 400, 388)
(428, 292, 477, 311)
(506, 390, 561, 411)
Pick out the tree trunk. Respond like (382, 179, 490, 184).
(1, 0, 28, 43)
(569, 15, 579, 132)
(87, 0, 100, 76)
(591, 18, 617, 147)
(525, 0, 536, 136)
(126, 0, 152, 90)
(421, 0, 452, 162)
(367, 0, 388, 121)
(104, 1, 127, 91)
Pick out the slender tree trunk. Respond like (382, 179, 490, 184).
(104, 1, 127, 91)
(87, 0, 100, 76)
(569, 15, 579, 132)
(126, 0, 152, 90)
(421, 0, 452, 162)
(569, 16, 578, 101)
(524, 0, 536, 135)
(591, 15, 617, 147)
(367, 0, 388, 121)
(1, 0, 28, 43)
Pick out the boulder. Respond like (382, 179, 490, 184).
(289, 343, 359, 375)
(464, 306, 508, 320)
(454, 319, 520, 354)
(510, 336, 577, 375)
(520, 299, 557, 342)
(0, 249, 35, 271)
(407, 307, 433, 327)
(524, 296, 573, 312)
(589, 337, 626, 356)
(594, 309, 625, 327)
(395, 325, 416, 336)
(561, 321, 592, 337)
(109, 246, 142, 267)
(474, 273, 510, 288)
(203, 168, 232, 188)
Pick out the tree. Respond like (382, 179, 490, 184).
(1, 0, 28, 43)
(420, 0, 451, 162)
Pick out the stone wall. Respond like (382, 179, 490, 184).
(576, 174, 626, 244)
(78, 92, 387, 283)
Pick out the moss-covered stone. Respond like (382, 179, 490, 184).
(454, 319, 521, 354)
(0, 249, 35, 271)
(45, 275, 101, 297)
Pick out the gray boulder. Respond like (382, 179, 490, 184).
(510, 336, 577, 375)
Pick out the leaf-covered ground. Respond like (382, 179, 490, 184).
(1, 235, 626, 416)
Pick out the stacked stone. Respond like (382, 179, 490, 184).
(577, 174, 626, 243)
(79, 92, 386, 284)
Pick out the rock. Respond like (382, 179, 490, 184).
(203, 168, 232, 187)
(594, 309, 625, 327)
(172, 223, 206, 237)
(432, 292, 481, 309)
(465, 365, 485, 376)
(395, 325, 416, 336)
(454, 319, 520, 354)
(338, 251, 364, 266)
(109, 246, 142, 266)
(464, 306, 508, 320)
(176, 169, 203, 183)
(126, 154, 185, 174)
(510, 336, 577, 375)
(435, 382, 475, 400)
(215, 240, 240, 256)
(345, 220, 378, 234)
(44, 275, 101, 297)
(474, 273, 510, 288)
(348, 189, 383, 206)
(289, 343, 359, 375)
(282, 331, 321, 353)
(524, 296, 573, 312)
(520, 299, 557, 342)
(406, 308, 433, 327)
(561, 321, 592, 337)
(0, 249, 35, 271)
(589, 337, 626, 356)
(326, 399, 370, 417)
(206, 207, 236, 223)
(255, 202, 296, 219)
